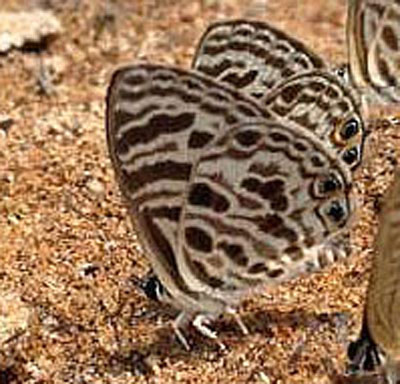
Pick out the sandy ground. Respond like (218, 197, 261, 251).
(0, 0, 399, 383)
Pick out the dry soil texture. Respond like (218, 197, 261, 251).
(0, 1, 399, 383)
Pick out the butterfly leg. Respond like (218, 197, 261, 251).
(226, 307, 249, 335)
(173, 312, 226, 350)
(192, 314, 217, 339)
(172, 312, 191, 351)
(192, 314, 226, 350)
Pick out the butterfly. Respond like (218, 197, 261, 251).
(192, 19, 365, 171)
(106, 63, 361, 349)
(347, 169, 400, 383)
(192, 19, 328, 99)
(346, 0, 400, 117)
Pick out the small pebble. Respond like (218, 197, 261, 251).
(86, 178, 105, 197)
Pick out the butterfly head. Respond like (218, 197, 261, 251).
(134, 273, 170, 303)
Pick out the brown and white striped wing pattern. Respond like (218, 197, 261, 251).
(106, 64, 270, 308)
(106, 64, 359, 316)
(367, 169, 400, 362)
(347, 0, 400, 104)
(192, 19, 326, 100)
(260, 71, 365, 171)
(177, 121, 353, 303)
(192, 20, 365, 172)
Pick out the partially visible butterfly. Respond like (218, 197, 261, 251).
(347, 315, 385, 374)
(346, 0, 400, 117)
(192, 19, 327, 100)
(106, 64, 360, 348)
(192, 19, 365, 171)
(347, 169, 400, 383)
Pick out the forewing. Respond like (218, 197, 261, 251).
(177, 121, 353, 298)
(106, 64, 269, 300)
(347, 0, 400, 103)
(192, 19, 326, 100)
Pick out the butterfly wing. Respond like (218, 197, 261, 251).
(347, 170, 400, 380)
(192, 19, 326, 100)
(176, 121, 354, 303)
(260, 70, 365, 171)
(193, 20, 365, 171)
(367, 169, 400, 360)
(347, 0, 400, 104)
(106, 64, 270, 309)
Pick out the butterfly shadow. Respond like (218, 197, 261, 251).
(105, 303, 351, 378)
